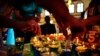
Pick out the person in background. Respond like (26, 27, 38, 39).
(0, 0, 99, 43)
(81, 0, 100, 31)
(40, 16, 56, 35)
(13, 0, 42, 43)
(0, 0, 100, 55)
(12, 0, 42, 56)
(32, 0, 100, 38)
(0, 0, 42, 56)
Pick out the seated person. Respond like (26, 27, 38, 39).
(40, 16, 56, 35)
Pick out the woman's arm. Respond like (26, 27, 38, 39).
(34, 0, 100, 37)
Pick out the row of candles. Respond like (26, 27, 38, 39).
(16, 26, 99, 53)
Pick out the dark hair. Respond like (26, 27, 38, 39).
(0, 0, 15, 6)
(89, 0, 100, 7)
(14, 0, 34, 5)
(13, 0, 35, 10)
(45, 16, 50, 23)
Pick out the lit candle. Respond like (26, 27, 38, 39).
(66, 26, 71, 35)
(17, 37, 22, 42)
(83, 45, 85, 48)
(47, 37, 51, 41)
(91, 44, 95, 49)
(34, 36, 38, 41)
(34, 36, 37, 39)
(55, 33, 58, 40)
(52, 41, 55, 45)
(76, 37, 79, 43)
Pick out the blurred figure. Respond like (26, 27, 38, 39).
(0, 0, 99, 41)
(87, 0, 100, 17)
(12, 0, 42, 56)
(0, 0, 42, 56)
(41, 16, 56, 35)
(81, 0, 100, 31)
(13, 0, 42, 43)
(34, 0, 100, 38)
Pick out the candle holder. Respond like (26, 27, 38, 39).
(16, 37, 24, 56)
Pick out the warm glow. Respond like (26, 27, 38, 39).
(33, 36, 38, 42)
(47, 37, 51, 41)
(76, 37, 79, 43)
(67, 0, 74, 13)
(45, 10, 50, 16)
(67, 0, 72, 6)
(66, 27, 71, 35)
(50, 20, 54, 24)
(91, 44, 96, 49)
(17, 37, 22, 42)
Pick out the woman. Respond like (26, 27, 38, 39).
(13, 0, 42, 43)
(33, 0, 100, 38)
(0, 0, 41, 55)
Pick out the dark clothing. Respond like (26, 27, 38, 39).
(71, 44, 79, 56)
(13, 0, 42, 43)
(40, 23, 56, 35)
(13, 0, 42, 19)
(14, 29, 35, 43)
(60, 51, 71, 56)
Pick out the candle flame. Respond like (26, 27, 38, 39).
(67, 0, 72, 6)
(66, 26, 71, 35)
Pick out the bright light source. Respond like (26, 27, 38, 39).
(69, 4, 74, 13)
(77, 3, 83, 12)
(45, 10, 50, 16)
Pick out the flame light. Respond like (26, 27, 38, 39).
(67, 0, 72, 6)
(66, 26, 71, 35)
(76, 37, 79, 43)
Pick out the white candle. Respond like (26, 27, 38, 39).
(76, 37, 79, 43)
(47, 37, 51, 41)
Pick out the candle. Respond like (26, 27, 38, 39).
(17, 37, 22, 42)
(76, 37, 79, 43)
(66, 26, 71, 35)
(91, 44, 95, 49)
(47, 37, 51, 41)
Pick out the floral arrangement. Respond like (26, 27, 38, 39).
(30, 33, 66, 53)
